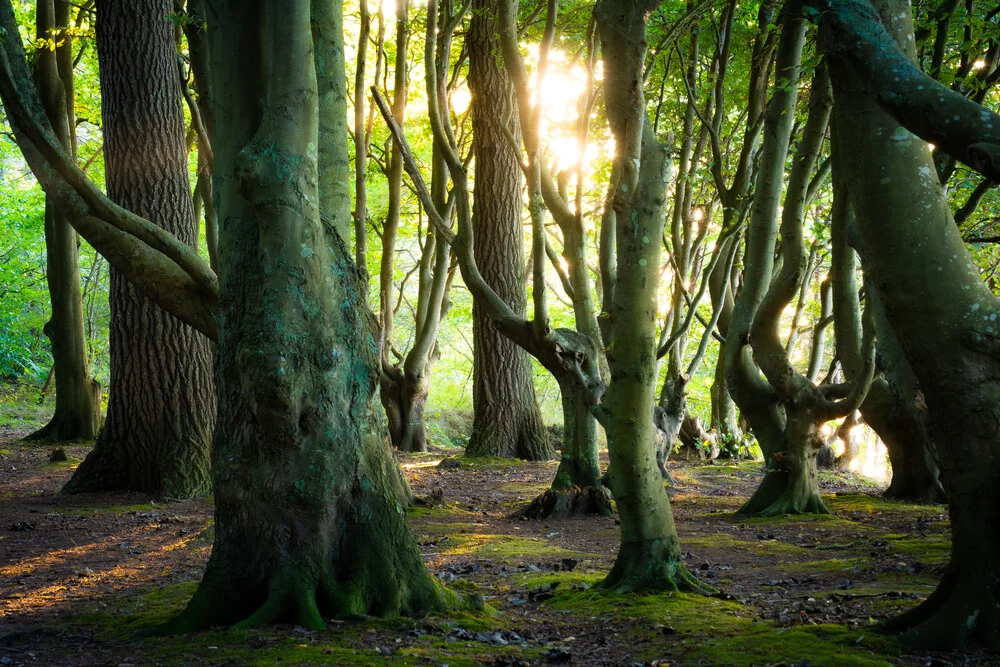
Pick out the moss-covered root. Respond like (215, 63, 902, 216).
(513, 485, 614, 519)
(162, 558, 473, 635)
(882, 566, 1000, 650)
(597, 540, 718, 596)
(737, 469, 831, 517)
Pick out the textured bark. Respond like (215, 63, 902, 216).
(63, 0, 214, 499)
(825, 0, 1000, 648)
(465, 0, 552, 462)
(25, 0, 101, 443)
(168, 0, 461, 631)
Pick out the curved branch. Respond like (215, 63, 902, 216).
(814, 0, 1000, 181)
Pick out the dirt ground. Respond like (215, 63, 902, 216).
(0, 427, 990, 666)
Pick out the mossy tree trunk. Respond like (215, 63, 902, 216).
(829, 165, 944, 502)
(25, 0, 101, 443)
(63, 0, 215, 500)
(590, 0, 712, 594)
(170, 0, 459, 631)
(821, 0, 1000, 647)
(466, 0, 552, 462)
(733, 28, 876, 517)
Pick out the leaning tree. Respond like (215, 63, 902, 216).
(818, 0, 1000, 648)
(0, 0, 467, 629)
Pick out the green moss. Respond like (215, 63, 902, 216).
(682, 622, 899, 666)
(497, 480, 550, 494)
(882, 535, 951, 565)
(825, 493, 946, 518)
(438, 532, 598, 561)
(406, 503, 480, 520)
(683, 533, 810, 557)
(45, 457, 80, 469)
(547, 586, 750, 633)
(782, 557, 873, 575)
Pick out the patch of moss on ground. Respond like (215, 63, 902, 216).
(497, 480, 550, 494)
(683, 532, 811, 557)
(782, 557, 873, 576)
(680, 622, 899, 666)
(45, 457, 81, 469)
(406, 503, 480, 520)
(825, 493, 946, 518)
(438, 532, 598, 562)
(884, 535, 951, 565)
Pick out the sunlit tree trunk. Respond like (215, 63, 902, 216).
(592, 0, 712, 594)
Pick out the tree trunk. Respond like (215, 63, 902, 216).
(62, 0, 214, 499)
(25, 0, 101, 443)
(169, 0, 462, 631)
(592, 0, 712, 595)
(466, 0, 552, 462)
(518, 336, 612, 519)
(829, 156, 944, 502)
(825, 0, 1000, 647)
(380, 369, 429, 453)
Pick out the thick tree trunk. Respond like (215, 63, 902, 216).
(466, 0, 552, 462)
(25, 0, 101, 443)
(62, 0, 214, 499)
(825, 0, 1000, 647)
(829, 160, 944, 502)
(169, 0, 461, 631)
(739, 406, 830, 516)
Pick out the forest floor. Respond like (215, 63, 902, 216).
(0, 423, 990, 666)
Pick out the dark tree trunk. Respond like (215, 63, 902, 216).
(825, 0, 1000, 647)
(466, 0, 552, 462)
(63, 0, 214, 499)
(169, 0, 460, 630)
(25, 0, 101, 443)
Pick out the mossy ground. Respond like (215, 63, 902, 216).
(1, 437, 990, 665)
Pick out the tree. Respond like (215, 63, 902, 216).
(466, 0, 553, 461)
(820, 0, 1000, 647)
(61, 0, 215, 500)
(377, 0, 460, 453)
(24, 0, 102, 443)
(0, 0, 465, 629)
(591, 0, 713, 592)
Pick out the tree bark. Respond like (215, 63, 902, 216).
(25, 0, 101, 443)
(466, 0, 552, 461)
(825, 0, 1000, 648)
(169, 0, 462, 631)
(62, 0, 214, 499)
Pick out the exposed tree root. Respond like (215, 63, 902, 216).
(597, 540, 718, 596)
(883, 566, 1000, 650)
(737, 469, 830, 517)
(513, 485, 614, 519)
